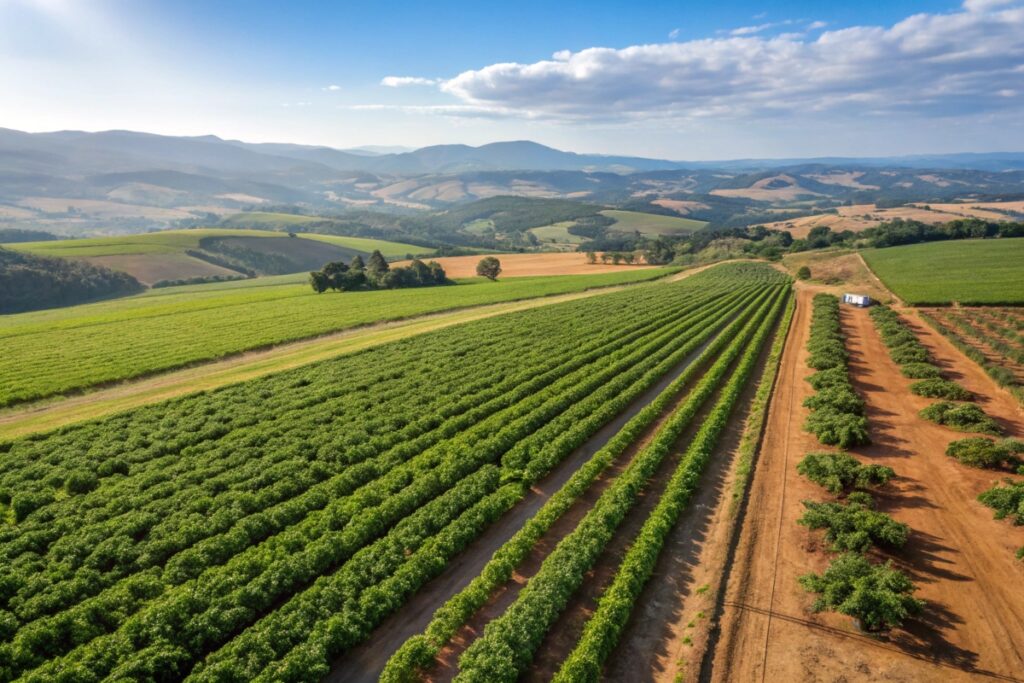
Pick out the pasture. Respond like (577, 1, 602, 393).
(862, 238, 1024, 305)
(602, 209, 707, 235)
(0, 267, 677, 407)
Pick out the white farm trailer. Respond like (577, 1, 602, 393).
(842, 293, 872, 307)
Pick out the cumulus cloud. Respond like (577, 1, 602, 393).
(322, 84, 341, 91)
(436, 2, 1024, 123)
(381, 76, 439, 87)
(729, 20, 795, 36)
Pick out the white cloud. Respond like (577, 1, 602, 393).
(730, 20, 794, 36)
(807, 20, 828, 30)
(669, 28, 680, 39)
(438, 3, 1024, 123)
(380, 76, 439, 87)
(963, 0, 1017, 11)
(322, 84, 341, 91)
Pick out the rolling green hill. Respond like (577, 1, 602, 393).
(602, 209, 707, 235)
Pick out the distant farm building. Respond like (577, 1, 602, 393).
(842, 293, 872, 307)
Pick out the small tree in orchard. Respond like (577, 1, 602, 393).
(797, 265, 812, 280)
(476, 256, 502, 281)
(585, 251, 597, 264)
(800, 553, 923, 631)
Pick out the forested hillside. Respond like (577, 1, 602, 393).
(0, 247, 143, 313)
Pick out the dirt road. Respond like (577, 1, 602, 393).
(710, 291, 1024, 682)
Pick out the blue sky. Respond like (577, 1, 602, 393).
(1, 0, 1022, 159)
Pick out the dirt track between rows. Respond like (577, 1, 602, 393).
(710, 289, 1024, 682)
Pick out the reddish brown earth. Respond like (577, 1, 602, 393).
(923, 308, 1024, 385)
(711, 289, 1024, 682)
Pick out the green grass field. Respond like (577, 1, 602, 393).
(4, 229, 282, 257)
(862, 238, 1024, 305)
(602, 209, 707, 236)
(0, 268, 678, 407)
(529, 222, 589, 245)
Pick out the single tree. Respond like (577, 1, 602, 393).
(611, 252, 622, 265)
(350, 254, 366, 271)
(797, 265, 812, 280)
(366, 250, 390, 282)
(585, 251, 597, 264)
(800, 553, 923, 631)
(600, 253, 611, 264)
(476, 256, 502, 281)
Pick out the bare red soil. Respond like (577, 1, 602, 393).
(711, 290, 1024, 682)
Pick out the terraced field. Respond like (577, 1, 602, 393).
(0, 262, 791, 683)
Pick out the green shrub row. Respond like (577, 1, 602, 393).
(551, 289, 789, 683)
(946, 437, 1023, 470)
(453, 289, 786, 682)
(803, 295, 869, 448)
(796, 452, 894, 495)
(378, 286, 786, 683)
(798, 494, 909, 553)
(919, 401, 1002, 435)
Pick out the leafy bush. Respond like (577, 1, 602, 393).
(804, 408, 871, 449)
(899, 363, 942, 379)
(946, 438, 1023, 469)
(890, 344, 930, 364)
(796, 265, 811, 280)
(977, 479, 1024, 525)
(910, 379, 972, 400)
(797, 452, 894, 494)
(800, 553, 924, 631)
(799, 497, 909, 552)
(806, 367, 850, 391)
(65, 469, 99, 494)
(919, 401, 1002, 435)
(10, 490, 54, 523)
(803, 386, 865, 415)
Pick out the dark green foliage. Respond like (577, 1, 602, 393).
(889, 345, 930, 364)
(947, 438, 1023, 470)
(0, 229, 57, 243)
(65, 470, 98, 495)
(899, 363, 942, 379)
(310, 252, 447, 293)
(799, 497, 909, 552)
(977, 479, 1024, 525)
(910, 379, 972, 400)
(797, 452, 894, 495)
(800, 553, 924, 631)
(796, 265, 811, 280)
(0, 246, 143, 314)
(10, 490, 55, 523)
(476, 256, 502, 281)
(804, 386, 865, 415)
(919, 401, 1002, 435)
(803, 295, 870, 448)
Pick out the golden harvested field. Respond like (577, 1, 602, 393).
(710, 174, 825, 201)
(392, 252, 658, 277)
(16, 196, 196, 220)
(760, 203, 993, 237)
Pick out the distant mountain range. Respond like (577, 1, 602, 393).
(2, 127, 1023, 238)
(5, 127, 1023, 177)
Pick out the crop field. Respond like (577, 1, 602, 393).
(602, 209, 707, 235)
(528, 221, 588, 246)
(0, 262, 790, 682)
(919, 307, 1024, 403)
(300, 233, 431, 257)
(3, 229, 283, 257)
(0, 268, 677, 407)
(861, 238, 1024, 305)
(218, 212, 323, 228)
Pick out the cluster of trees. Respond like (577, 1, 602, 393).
(0, 228, 57, 243)
(946, 437, 1023, 471)
(152, 274, 247, 288)
(0, 246, 143, 314)
(803, 295, 870, 448)
(977, 479, 1024, 559)
(310, 250, 448, 292)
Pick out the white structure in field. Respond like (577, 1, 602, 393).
(842, 293, 872, 307)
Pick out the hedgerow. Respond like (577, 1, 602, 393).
(910, 378, 973, 400)
(919, 401, 1003, 435)
(946, 438, 1023, 470)
(803, 295, 869, 448)
(798, 495, 909, 552)
(797, 452, 894, 495)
